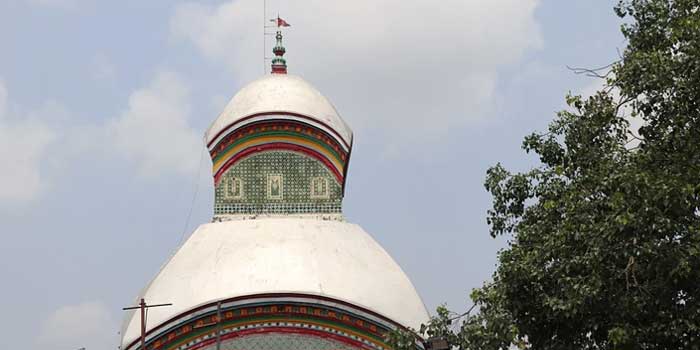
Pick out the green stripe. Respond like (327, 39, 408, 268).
(145, 300, 392, 350)
(160, 315, 386, 350)
(212, 130, 345, 165)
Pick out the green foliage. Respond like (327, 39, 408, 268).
(387, 1, 700, 349)
(478, 0, 700, 348)
(384, 326, 420, 350)
(384, 306, 460, 350)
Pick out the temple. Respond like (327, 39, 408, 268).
(120, 28, 429, 350)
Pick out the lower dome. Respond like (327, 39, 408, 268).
(120, 218, 429, 349)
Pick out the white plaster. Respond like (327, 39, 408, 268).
(205, 74, 353, 149)
(121, 218, 429, 346)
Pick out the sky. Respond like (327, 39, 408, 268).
(0, 1, 626, 349)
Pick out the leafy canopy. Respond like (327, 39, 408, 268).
(388, 0, 700, 349)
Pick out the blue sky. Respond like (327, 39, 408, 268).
(0, 1, 624, 349)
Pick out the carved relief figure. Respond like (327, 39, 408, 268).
(311, 177, 329, 199)
(224, 177, 243, 200)
(268, 175, 283, 200)
(231, 178, 243, 198)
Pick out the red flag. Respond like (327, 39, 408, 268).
(276, 17, 291, 27)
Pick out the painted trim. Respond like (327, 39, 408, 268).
(207, 111, 352, 150)
(211, 135, 345, 179)
(188, 327, 372, 350)
(211, 130, 345, 165)
(213, 143, 344, 185)
(166, 320, 383, 350)
(209, 119, 349, 189)
(123, 293, 421, 350)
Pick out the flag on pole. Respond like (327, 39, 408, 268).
(270, 16, 290, 27)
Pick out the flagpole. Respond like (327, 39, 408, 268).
(263, 0, 266, 74)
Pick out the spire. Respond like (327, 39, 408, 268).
(271, 31, 287, 74)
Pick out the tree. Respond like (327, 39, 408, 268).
(387, 1, 700, 349)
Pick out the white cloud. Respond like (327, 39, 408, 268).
(36, 301, 118, 350)
(171, 0, 542, 148)
(108, 71, 203, 177)
(0, 80, 55, 204)
(0, 70, 203, 206)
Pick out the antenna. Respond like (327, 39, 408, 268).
(122, 298, 172, 350)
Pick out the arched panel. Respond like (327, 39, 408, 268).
(214, 151, 343, 216)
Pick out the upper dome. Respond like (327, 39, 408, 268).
(120, 218, 430, 346)
(206, 74, 353, 150)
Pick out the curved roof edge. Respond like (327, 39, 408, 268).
(205, 74, 353, 148)
(121, 292, 427, 350)
(120, 219, 429, 345)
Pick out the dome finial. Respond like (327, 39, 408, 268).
(271, 16, 290, 74)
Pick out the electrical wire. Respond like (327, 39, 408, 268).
(179, 143, 206, 245)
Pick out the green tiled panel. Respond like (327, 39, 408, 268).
(214, 151, 342, 215)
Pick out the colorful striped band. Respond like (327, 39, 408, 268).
(186, 327, 375, 350)
(209, 120, 350, 186)
(123, 294, 425, 350)
(207, 112, 352, 152)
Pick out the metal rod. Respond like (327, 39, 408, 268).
(145, 303, 173, 308)
(140, 299, 146, 350)
(215, 302, 222, 350)
(122, 299, 172, 350)
(263, 0, 266, 74)
(123, 303, 172, 310)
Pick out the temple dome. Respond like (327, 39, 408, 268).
(206, 74, 353, 150)
(121, 218, 430, 346)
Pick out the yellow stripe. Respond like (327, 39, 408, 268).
(212, 135, 345, 175)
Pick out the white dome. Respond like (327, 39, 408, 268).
(121, 218, 429, 346)
(206, 74, 353, 149)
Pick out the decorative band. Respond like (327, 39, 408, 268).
(208, 119, 351, 190)
(123, 295, 426, 350)
(207, 111, 352, 151)
(213, 142, 344, 185)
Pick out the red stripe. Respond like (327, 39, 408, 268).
(209, 119, 348, 160)
(189, 327, 373, 350)
(124, 292, 417, 350)
(213, 142, 344, 185)
(208, 111, 352, 150)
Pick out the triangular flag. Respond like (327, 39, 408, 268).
(276, 17, 291, 27)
